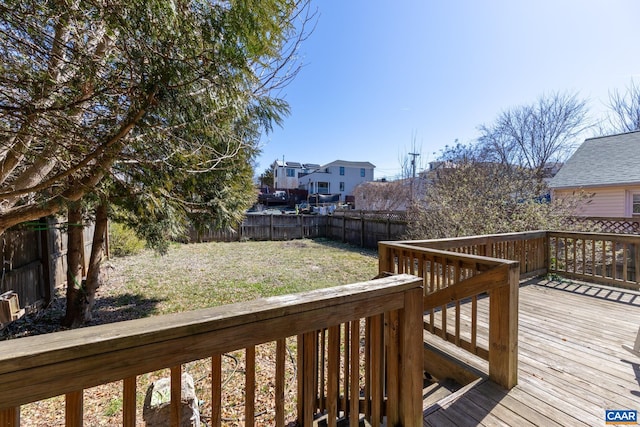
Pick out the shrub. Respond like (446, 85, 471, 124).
(109, 222, 146, 257)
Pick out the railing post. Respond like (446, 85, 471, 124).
(0, 407, 19, 427)
(378, 243, 394, 276)
(399, 286, 424, 427)
(488, 263, 519, 389)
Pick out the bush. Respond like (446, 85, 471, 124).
(109, 222, 146, 257)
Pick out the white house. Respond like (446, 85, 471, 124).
(298, 160, 375, 201)
(270, 160, 320, 190)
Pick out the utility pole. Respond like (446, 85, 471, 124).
(408, 152, 420, 202)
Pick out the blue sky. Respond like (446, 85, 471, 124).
(256, 1, 640, 180)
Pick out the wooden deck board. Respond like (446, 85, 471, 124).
(423, 278, 640, 426)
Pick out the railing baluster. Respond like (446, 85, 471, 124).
(65, 390, 83, 427)
(385, 310, 400, 426)
(211, 354, 222, 427)
(327, 326, 339, 427)
(122, 376, 136, 427)
(275, 339, 285, 427)
(170, 366, 181, 427)
(245, 346, 255, 427)
(471, 295, 478, 353)
(364, 319, 371, 420)
(370, 314, 384, 427)
(342, 323, 349, 415)
(319, 329, 326, 413)
(349, 319, 360, 427)
(0, 407, 19, 427)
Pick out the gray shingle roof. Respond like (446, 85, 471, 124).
(549, 131, 640, 189)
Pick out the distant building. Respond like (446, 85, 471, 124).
(271, 160, 320, 190)
(549, 131, 640, 218)
(298, 160, 375, 201)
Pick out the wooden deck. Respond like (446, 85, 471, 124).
(423, 278, 640, 426)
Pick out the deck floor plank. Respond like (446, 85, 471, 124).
(423, 278, 640, 426)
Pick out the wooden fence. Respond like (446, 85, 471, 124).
(0, 218, 93, 313)
(190, 212, 409, 248)
(0, 274, 424, 427)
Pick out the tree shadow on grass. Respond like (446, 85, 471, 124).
(1, 292, 164, 340)
(90, 293, 164, 325)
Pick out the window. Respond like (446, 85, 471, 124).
(339, 182, 345, 191)
(339, 166, 345, 175)
(360, 168, 365, 177)
(286, 168, 296, 177)
(318, 182, 329, 194)
(634, 194, 640, 215)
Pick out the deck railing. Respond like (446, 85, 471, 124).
(377, 230, 639, 391)
(0, 274, 424, 427)
(549, 231, 640, 290)
(378, 239, 520, 389)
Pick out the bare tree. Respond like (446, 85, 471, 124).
(606, 79, 640, 133)
(477, 91, 590, 178)
(406, 143, 592, 239)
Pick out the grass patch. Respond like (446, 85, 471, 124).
(103, 238, 379, 316)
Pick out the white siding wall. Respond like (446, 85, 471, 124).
(553, 185, 640, 217)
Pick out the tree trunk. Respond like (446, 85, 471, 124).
(82, 202, 108, 323)
(62, 203, 85, 328)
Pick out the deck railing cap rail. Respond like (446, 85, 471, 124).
(0, 274, 422, 377)
(379, 241, 520, 268)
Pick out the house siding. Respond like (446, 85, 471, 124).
(300, 161, 375, 201)
(554, 185, 640, 217)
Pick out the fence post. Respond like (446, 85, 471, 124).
(488, 263, 519, 389)
(342, 215, 346, 243)
(269, 215, 273, 241)
(360, 212, 365, 248)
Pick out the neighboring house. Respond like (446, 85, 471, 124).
(549, 131, 640, 218)
(271, 160, 320, 190)
(298, 160, 375, 201)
